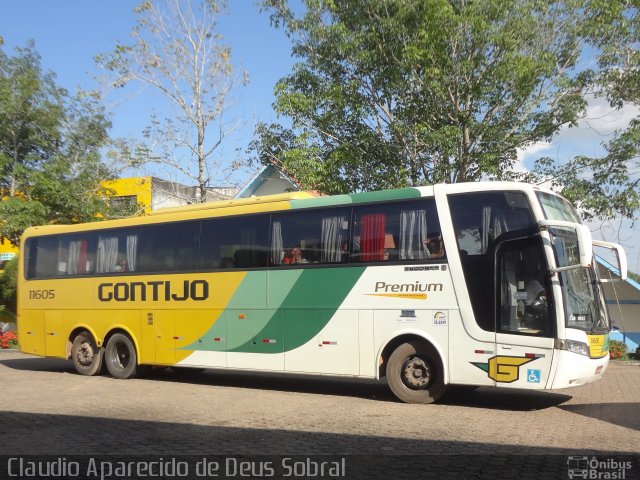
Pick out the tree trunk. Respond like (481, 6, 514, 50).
(458, 123, 471, 183)
(198, 124, 206, 202)
(10, 145, 19, 197)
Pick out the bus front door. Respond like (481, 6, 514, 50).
(494, 237, 555, 389)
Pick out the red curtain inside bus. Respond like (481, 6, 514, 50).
(360, 214, 385, 261)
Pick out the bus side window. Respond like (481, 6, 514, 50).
(201, 214, 270, 270)
(448, 191, 536, 332)
(271, 208, 351, 266)
(219, 257, 234, 269)
(26, 237, 58, 279)
(352, 198, 443, 263)
(58, 236, 96, 275)
(97, 230, 140, 274)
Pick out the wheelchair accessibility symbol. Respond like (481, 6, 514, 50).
(527, 369, 541, 383)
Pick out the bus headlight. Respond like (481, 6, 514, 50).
(555, 339, 590, 357)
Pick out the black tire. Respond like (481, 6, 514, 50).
(71, 332, 103, 376)
(386, 341, 447, 404)
(104, 333, 139, 379)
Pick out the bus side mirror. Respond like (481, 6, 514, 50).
(593, 240, 628, 282)
(575, 224, 593, 268)
(539, 220, 593, 271)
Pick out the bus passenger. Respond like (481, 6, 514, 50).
(283, 246, 303, 264)
(426, 235, 445, 259)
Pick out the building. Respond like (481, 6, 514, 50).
(235, 165, 300, 198)
(599, 258, 640, 353)
(0, 238, 18, 271)
(103, 176, 237, 213)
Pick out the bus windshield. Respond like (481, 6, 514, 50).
(559, 267, 607, 332)
(536, 191, 581, 223)
(539, 193, 609, 333)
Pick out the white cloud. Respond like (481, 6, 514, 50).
(517, 96, 640, 170)
(515, 140, 553, 171)
(581, 96, 640, 137)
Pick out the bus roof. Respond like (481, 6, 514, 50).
(148, 191, 318, 216)
(21, 181, 561, 239)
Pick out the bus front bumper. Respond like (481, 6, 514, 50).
(550, 350, 609, 389)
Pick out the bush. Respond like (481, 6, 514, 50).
(0, 257, 18, 320)
(0, 330, 18, 349)
(609, 340, 628, 360)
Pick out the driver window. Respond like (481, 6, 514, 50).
(498, 239, 553, 337)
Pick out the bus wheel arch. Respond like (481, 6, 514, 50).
(69, 329, 103, 376)
(103, 329, 143, 379)
(380, 335, 447, 404)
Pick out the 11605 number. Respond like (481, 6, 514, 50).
(28, 289, 55, 300)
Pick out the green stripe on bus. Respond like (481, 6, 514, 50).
(289, 195, 354, 209)
(348, 188, 422, 204)
(181, 270, 303, 351)
(183, 314, 227, 352)
(228, 267, 366, 353)
(289, 188, 422, 209)
(224, 270, 302, 350)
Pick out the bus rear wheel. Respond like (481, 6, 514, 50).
(104, 333, 140, 379)
(71, 332, 103, 376)
(386, 341, 446, 404)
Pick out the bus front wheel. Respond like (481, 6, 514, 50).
(104, 333, 140, 379)
(71, 332, 103, 376)
(386, 341, 446, 404)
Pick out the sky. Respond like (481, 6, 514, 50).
(1, 0, 639, 274)
(1, 0, 295, 184)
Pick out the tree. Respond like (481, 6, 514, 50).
(0, 42, 124, 246)
(0, 257, 17, 322)
(96, 0, 247, 202)
(253, 0, 589, 194)
(533, 0, 640, 220)
(0, 42, 64, 198)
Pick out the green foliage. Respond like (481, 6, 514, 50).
(0, 41, 124, 245)
(0, 256, 17, 321)
(255, 0, 638, 226)
(531, 0, 640, 220)
(254, 0, 589, 193)
(609, 339, 628, 360)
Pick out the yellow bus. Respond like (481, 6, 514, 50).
(18, 182, 626, 403)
